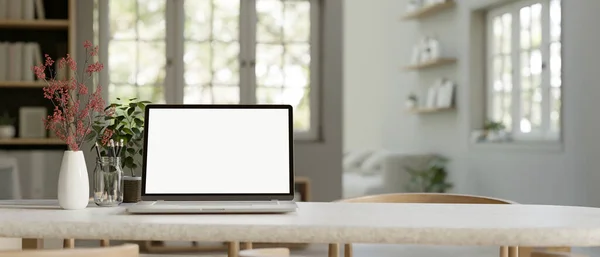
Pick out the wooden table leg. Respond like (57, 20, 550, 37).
(22, 239, 42, 249)
(509, 246, 519, 257)
(100, 239, 110, 247)
(344, 244, 352, 257)
(63, 239, 75, 249)
(241, 242, 252, 250)
(328, 243, 339, 257)
(228, 241, 240, 257)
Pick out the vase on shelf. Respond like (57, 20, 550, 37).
(57, 150, 89, 210)
(93, 156, 124, 207)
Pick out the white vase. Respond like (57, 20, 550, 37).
(0, 125, 15, 139)
(58, 150, 89, 210)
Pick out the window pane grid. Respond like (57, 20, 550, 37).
(183, 0, 240, 104)
(256, 0, 312, 131)
(108, 0, 166, 103)
(102, 0, 319, 135)
(487, 0, 561, 141)
(490, 12, 513, 131)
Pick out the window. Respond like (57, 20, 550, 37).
(97, 0, 320, 139)
(108, 0, 167, 104)
(486, 0, 561, 141)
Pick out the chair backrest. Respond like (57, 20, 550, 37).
(239, 247, 290, 257)
(337, 192, 517, 204)
(531, 251, 587, 257)
(0, 244, 138, 257)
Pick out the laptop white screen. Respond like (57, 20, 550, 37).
(143, 107, 292, 194)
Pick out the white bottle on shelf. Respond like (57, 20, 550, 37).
(428, 36, 441, 60)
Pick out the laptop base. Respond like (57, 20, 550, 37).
(126, 201, 297, 214)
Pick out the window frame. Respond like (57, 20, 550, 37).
(485, 0, 561, 142)
(98, 0, 322, 141)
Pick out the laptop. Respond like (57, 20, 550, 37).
(126, 104, 298, 214)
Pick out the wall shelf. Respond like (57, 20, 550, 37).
(404, 58, 457, 70)
(0, 19, 70, 29)
(0, 81, 46, 88)
(0, 138, 64, 145)
(408, 107, 455, 114)
(401, 1, 456, 20)
(0, 138, 67, 150)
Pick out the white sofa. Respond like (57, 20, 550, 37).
(342, 150, 435, 199)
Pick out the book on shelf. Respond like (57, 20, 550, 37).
(7, 43, 22, 81)
(0, 0, 6, 19)
(0, 43, 6, 81)
(7, 0, 21, 20)
(35, 0, 45, 19)
(22, 0, 34, 20)
(0, 0, 45, 20)
(1, 41, 42, 83)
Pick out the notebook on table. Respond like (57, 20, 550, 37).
(126, 104, 297, 214)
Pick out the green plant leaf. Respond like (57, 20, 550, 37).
(129, 98, 137, 101)
(84, 131, 97, 142)
(139, 101, 151, 104)
(122, 128, 133, 135)
(127, 148, 136, 154)
(127, 107, 135, 116)
(124, 156, 135, 169)
(132, 127, 141, 135)
(134, 118, 144, 127)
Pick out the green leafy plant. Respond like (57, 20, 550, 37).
(0, 112, 15, 126)
(405, 156, 452, 193)
(87, 98, 150, 176)
(484, 120, 505, 132)
(408, 93, 417, 101)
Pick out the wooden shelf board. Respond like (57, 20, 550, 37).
(401, 1, 456, 20)
(404, 58, 457, 70)
(0, 138, 65, 145)
(0, 19, 70, 29)
(409, 107, 455, 114)
(0, 81, 47, 88)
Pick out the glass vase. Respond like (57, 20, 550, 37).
(93, 156, 123, 207)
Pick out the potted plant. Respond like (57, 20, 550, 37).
(0, 111, 15, 139)
(406, 93, 418, 109)
(405, 156, 453, 193)
(483, 120, 506, 142)
(89, 98, 150, 203)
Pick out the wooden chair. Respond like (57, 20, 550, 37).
(530, 251, 588, 257)
(0, 244, 138, 257)
(239, 247, 291, 257)
(328, 193, 571, 257)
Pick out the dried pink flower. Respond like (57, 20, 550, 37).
(33, 40, 107, 151)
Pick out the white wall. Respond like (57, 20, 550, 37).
(343, 0, 388, 152)
(349, 0, 600, 206)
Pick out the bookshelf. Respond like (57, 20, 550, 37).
(0, 0, 75, 150)
(0, 19, 69, 29)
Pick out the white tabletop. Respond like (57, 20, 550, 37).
(1, 200, 600, 247)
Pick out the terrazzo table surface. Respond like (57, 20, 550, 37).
(1, 200, 600, 247)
